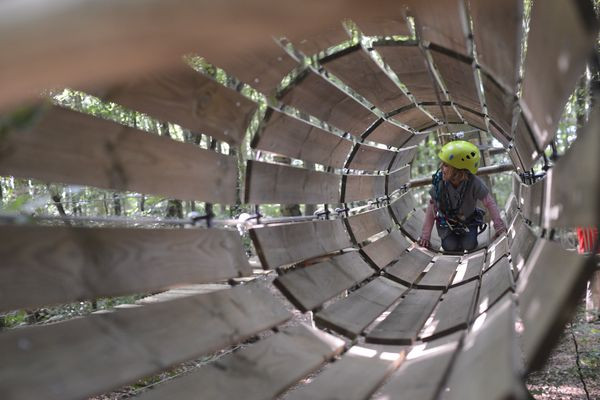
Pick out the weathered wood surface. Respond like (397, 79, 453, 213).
(481, 72, 514, 134)
(507, 146, 525, 173)
(274, 252, 374, 312)
(390, 105, 437, 131)
(389, 146, 418, 171)
(489, 120, 512, 147)
(0, 284, 291, 400)
(469, 0, 523, 92)
(389, 192, 417, 224)
(361, 230, 411, 269)
(246, 160, 341, 205)
(430, 49, 481, 112)
(279, 70, 378, 137)
(504, 193, 519, 227)
(513, 113, 541, 171)
(138, 325, 345, 400)
(315, 277, 408, 339)
(416, 255, 460, 289)
(420, 104, 462, 124)
(353, 14, 411, 37)
(93, 65, 256, 145)
(286, 343, 406, 400)
(402, 208, 443, 250)
(322, 46, 411, 113)
(375, 334, 461, 400)
(253, 109, 353, 169)
(385, 248, 434, 285)
(420, 280, 478, 341)
(520, 179, 545, 226)
(287, 24, 350, 55)
(508, 217, 537, 278)
(477, 256, 513, 315)
(346, 206, 394, 244)
(457, 104, 486, 130)
(387, 165, 411, 194)
(485, 235, 509, 271)
(250, 218, 352, 268)
(517, 239, 590, 370)
(344, 174, 386, 202)
(0, 225, 251, 312)
(520, 0, 597, 151)
(347, 143, 397, 172)
(367, 288, 442, 344)
(441, 298, 526, 400)
(451, 249, 486, 285)
(0, 105, 237, 203)
(402, 132, 430, 147)
(365, 120, 413, 148)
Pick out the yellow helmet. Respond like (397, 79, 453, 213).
(438, 140, 481, 174)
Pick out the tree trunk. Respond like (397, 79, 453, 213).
(139, 195, 145, 212)
(113, 193, 122, 216)
(166, 199, 183, 218)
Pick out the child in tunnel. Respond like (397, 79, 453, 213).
(418, 140, 507, 252)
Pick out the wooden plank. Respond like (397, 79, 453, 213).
(420, 104, 462, 124)
(508, 218, 537, 278)
(387, 165, 411, 194)
(353, 15, 411, 37)
(0, 105, 237, 203)
(417, 255, 460, 289)
(430, 49, 481, 112)
(520, 0, 597, 151)
(347, 206, 395, 244)
(0, 284, 291, 400)
(361, 230, 411, 269)
(0, 225, 251, 312)
(504, 193, 519, 227)
(253, 109, 353, 169)
(476, 256, 513, 315)
(274, 252, 374, 312)
(402, 209, 442, 250)
(489, 119, 512, 146)
(507, 146, 525, 174)
(366, 120, 413, 148)
(389, 191, 417, 224)
(375, 334, 461, 400)
(457, 104, 486, 130)
(322, 46, 412, 113)
(348, 143, 397, 172)
(517, 238, 591, 370)
(250, 218, 351, 268)
(513, 112, 542, 171)
(385, 248, 434, 285)
(367, 289, 443, 345)
(390, 105, 437, 131)
(245, 160, 341, 204)
(315, 277, 408, 339)
(451, 249, 486, 285)
(138, 325, 345, 400)
(287, 24, 350, 55)
(389, 146, 418, 171)
(93, 65, 256, 145)
(279, 70, 378, 137)
(520, 179, 545, 226)
(481, 72, 515, 135)
(377, 44, 441, 103)
(441, 297, 526, 400)
(403, 132, 430, 147)
(286, 343, 406, 400)
(485, 235, 509, 271)
(420, 279, 478, 340)
(344, 174, 385, 202)
(469, 0, 523, 92)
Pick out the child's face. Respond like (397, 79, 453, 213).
(441, 163, 457, 181)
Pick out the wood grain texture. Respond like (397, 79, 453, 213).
(274, 252, 374, 312)
(93, 65, 256, 145)
(477, 256, 513, 315)
(344, 174, 386, 202)
(520, 0, 597, 151)
(250, 218, 352, 268)
(513, 112, 542, 171)
(456, 104, 486, 130)
(469, 0, 523, 92)
(390, 105, 437, 131)
(389, 192, 417, 224)
(420, 104, 462, 124)
(361, 230, 411, 269)
(279, 70, 378, 137)
(0, 105, 237, 203)
(323, 46, 411, 113)
(286, 343, 406, 400)
(430, 49, 481, 112)
(0, 284, 291, 400)
(287, 24, 350, 55)
(315, 277, 408, 339)
(353, 15, 411, 37)
(367, 288, 442, 344)
(254, 109, 353, 169)
(441, 297, 526, 400)
(385, 249, 434, 286)
(420, 280, 478, 340)
(517, 239, 590, 370)
(481, 72, 515, 134)
(377, 44, 441, 103)
(417, 255, 460, 289)
(508, 216, 537, 278)
(347, 206, 395, 244)
(138, 325, 345, 400)
(451, 249, 485, 285)
(0, 225, 251, 312)
(389, 146, 418, 171)
(486, 236, 509, 271)
(504, 193, 519, 227)
(520, 179, 545, 226)
(348, 143, 397, 172)
(246, 160, 341, 205)
(366, 120, 413, 148)
(387, 165, 411, 194)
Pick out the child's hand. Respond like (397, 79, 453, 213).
(418, 238, 430, 248)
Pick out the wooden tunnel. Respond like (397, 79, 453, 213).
(0, 1, 599, 399)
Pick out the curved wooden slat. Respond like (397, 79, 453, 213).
(420, 104, 462, 124)
(513, 113, 541, 171)
(477, 256, 513, 315)
(246, 160, 341, 205)
(456, 104, 486, 130)
(0, 105, 237, 203)
(346, 206, 395, 244)
(389, 146, 418, 171)
(390, 105, 437, 131)
(389, 191, 416, 224)
(254, 109, 353, 169)
(401, 209, 442, 251)
(0, 225, 251, 312)
(353, 14, 411, 37)
(485, 235, 509, 271)
(417, 255, 460, 290)
(250, 218, 352, 268)
(519, 178, 544, 226)
(481, 72, 514, 135)
(361, 230, 411, 269)
(0, 284, 291, 400)
(274, 252, 374, 312)
(385, 248, 433, 286)
(366, 120, 413, 148)
(508, 216, 537, 278)
(344, 174, 385, 202)
(287, 24, 350, 55)
(430, 48, 481, 112)
(387, 165, 411, 194)
(451, 249, 485, 285)
(348, 143, 397, 172)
